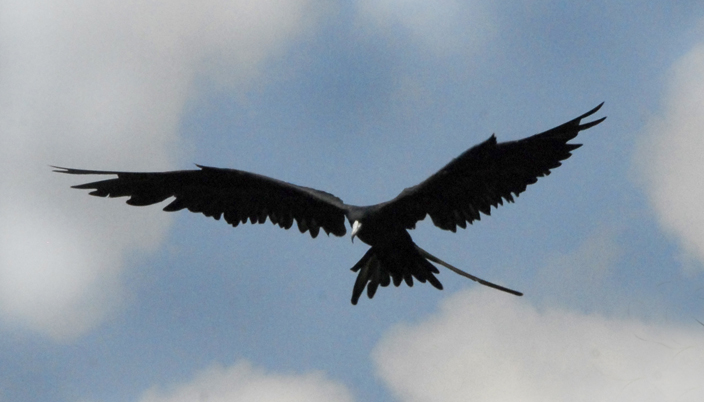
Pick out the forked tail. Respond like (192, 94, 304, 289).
(349, 244, 522, 304)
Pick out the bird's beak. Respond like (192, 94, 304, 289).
(351, 221, 362, 243)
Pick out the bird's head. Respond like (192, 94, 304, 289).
(351, 220, 362, 243)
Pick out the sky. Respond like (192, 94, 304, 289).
(1, 1, 704, 401)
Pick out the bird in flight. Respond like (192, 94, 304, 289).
(55, 103, 605, 304)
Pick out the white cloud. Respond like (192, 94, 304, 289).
(0, 0, 323, 339)
(636, 39, 704, 270)
(532, 227, 623, 311)
(357, 0, 495, 56)
(373, 289, 704, 402)
(138, 360, 354, 402)
(0, 203, 125, 339)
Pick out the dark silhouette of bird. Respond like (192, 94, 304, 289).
(54, 103, 605, 304)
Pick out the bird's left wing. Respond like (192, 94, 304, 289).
(377, 103, 606, 232)
(54, 165, 348, 238)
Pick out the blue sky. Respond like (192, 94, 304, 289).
(2, 1, 704, 401)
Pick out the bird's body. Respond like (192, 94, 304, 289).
(55, 103, 605, 304)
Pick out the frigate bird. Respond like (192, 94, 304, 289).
(54, 103, 605, 304)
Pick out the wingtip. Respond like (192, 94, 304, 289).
(51, 165, 69, 173)
(51, 166, 93, 175)
(579, 115, 606, 131)
(51, 166, 122, 175)
(573, 102, 606, 131)
(579, 102, 605, 120)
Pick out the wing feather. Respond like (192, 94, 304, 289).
(54, 164, 348, 237)
(380, 103, 606, 231)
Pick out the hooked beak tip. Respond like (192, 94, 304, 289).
(351, 221, 361, 244)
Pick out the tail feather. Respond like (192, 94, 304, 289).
(415, 246, 523, 296)
(350, 244, 443, 305)
(349, 244, 523, 304)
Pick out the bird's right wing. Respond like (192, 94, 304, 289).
(54, 165, 348, 238)
(377, 103, 606, 232)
